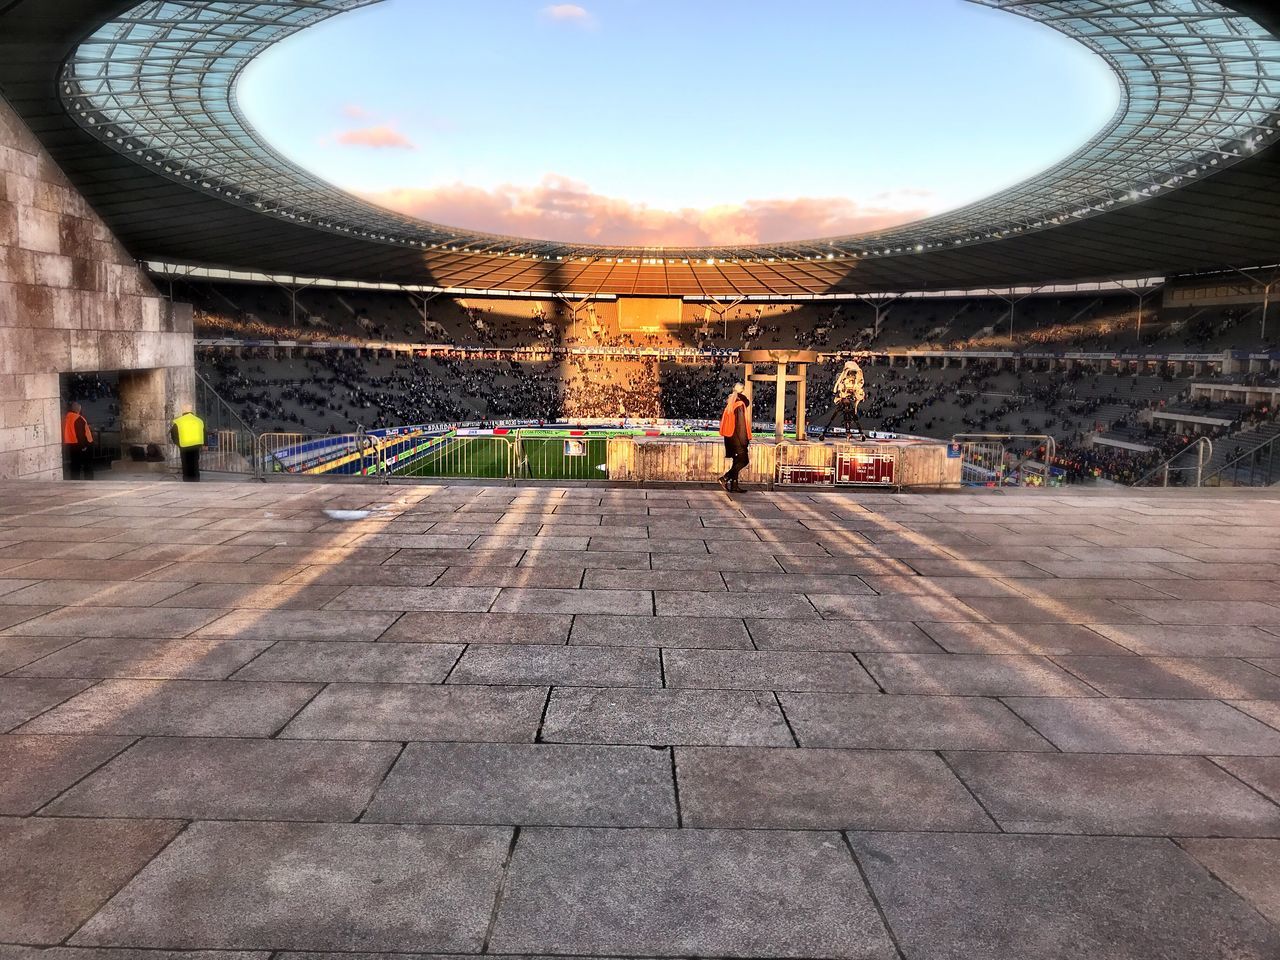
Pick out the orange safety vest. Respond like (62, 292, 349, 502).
(62, 412, 92, 445)
(719, 397, 751, 440)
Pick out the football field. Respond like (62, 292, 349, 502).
(391, 434, 610, 481)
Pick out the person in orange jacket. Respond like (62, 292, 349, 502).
(717, 382, 752, 493)
(62, 402, 94, 480)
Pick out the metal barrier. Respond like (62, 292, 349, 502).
(1133, 436, 1213, 487)
(393, 433, 513, 480)
(204, 428, 258, 475)
(513, 431, 609, 481)
(194, 373, 261, 476)
(951, 434, 1058, 487)
(1204, 433, 1280, 487)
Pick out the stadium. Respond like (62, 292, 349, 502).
(3, 1, 1280, 958)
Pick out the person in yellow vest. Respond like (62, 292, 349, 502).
(62, 402, 94, 480)
(170, 405, 206, 482)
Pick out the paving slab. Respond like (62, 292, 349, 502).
(0, 634, 81, 673)
(1088, 622, 1280, 657)
(232, 640, 461, 683)
(0, 677, 95, 731)
(12, 637, 271, 681)
(1118, 599, 1280, 626)
(1000, 578, 1172, 600)
(438, 566, 585, 589)
(5, 560, 173, 581)
(517, 550, 650, 570)
(541, 687, 793, 746)
(0, 816, 181, 944)
(1005, 697, 1280, 755)
(860, 575, 1025, 597)
(850, 831, 1280, 960)
(363, 742, 676, 827)
(1212, 756, 1280, 803)
(0, 581, 194, 608)
(570, 615, 752, 648)
(1137, 579, 1280, 601)
(47, 738, 400, 821)
(678, 747, 995, 831)
(0, 735, 133, 815)
(1178, 839, 1280, 926)
(663, 649, 878, 692)
(861, 653, 1097, 696)
(324, 586, 499, 613)
(918, 621, 1132, 655)
(946, 752, 1280, 836)
(654, 590, 818, 619)
(583, 569, 725, 591)
(781, 693, 1054, 751)
(809, 594, 986, 622)
(279, 564, 446, 587)
(156, 583, 346, 610)
(139, 562, 305, 584)
(11, 607, 223, 639)
(195, 610, 399, 641)
(488, 827, 897, 959)
(748, 617, 941, 652)
(650, 551, 783, 572)
(448, 644, 658, 687)
(380, 612, 570, 645)
(72, 821, 510, 952)
(1054, 655, 1280, 699)
(491, 587, 652, 615)
(19, 680, 322, 737)
(1231, 698, 1280, 731)
(0, 604, 59, 631)
(280, 683, 546, 742)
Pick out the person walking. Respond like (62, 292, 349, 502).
(717, 382, 752, 493)
(170, 405, 206, 482)
(62, 401, 94, 480)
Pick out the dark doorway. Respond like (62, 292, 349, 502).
(59, 372, 120, 477)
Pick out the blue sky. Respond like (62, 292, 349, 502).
(238, 0, 1120, 245)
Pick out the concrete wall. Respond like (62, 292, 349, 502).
(0, 92, 193, 480)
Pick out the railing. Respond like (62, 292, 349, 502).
(1203, 433, 1280, 487)
(950, 434, 1058, 487)
(195, 372, 262, 476)
(1132, 436, 1213, 487)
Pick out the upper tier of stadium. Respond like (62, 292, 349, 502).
(2, 0, 1280, 296)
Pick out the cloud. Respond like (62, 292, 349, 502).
(334, 124, 417, 150)
(358, 175, 935, 246)
(341, 104, 370, 120)
(541, 4, 594, 26)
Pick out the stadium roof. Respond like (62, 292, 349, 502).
(3, 0, 1280, 297)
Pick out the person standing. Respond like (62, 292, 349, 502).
(170, 405, 206, 482)
(821, 359, 867, 441)
(717, 382, 752, 493)
(62, 402, 94, 480)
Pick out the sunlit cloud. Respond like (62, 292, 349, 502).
(335, 124, 417, 150)
(341, 104, 370, 120)
(542, 4, 594, 26)
(358, 174, 936, 246)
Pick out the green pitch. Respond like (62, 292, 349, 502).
(391, 435, 610, 481)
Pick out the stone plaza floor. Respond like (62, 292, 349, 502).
(1, 479, 1279, 959)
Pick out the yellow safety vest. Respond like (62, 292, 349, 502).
(173, 412, 205, 448)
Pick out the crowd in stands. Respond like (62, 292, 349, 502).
(179, 278, 1280, 486)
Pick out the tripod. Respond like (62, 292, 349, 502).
(820, 400, 866, 442)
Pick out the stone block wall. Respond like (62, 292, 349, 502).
(0, 91, 193, 479)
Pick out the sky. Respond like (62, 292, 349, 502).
(237, 0, 1120, 247)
